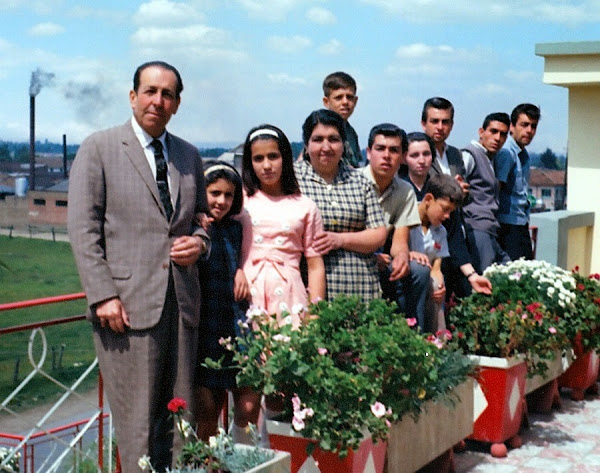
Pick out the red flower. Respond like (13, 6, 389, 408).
(573, 265, 580, 273)
(577, 283, 585, 291)
(433, 241, 442, 250)
(167, 397, 187, 413)
(526, 302, 541, 313)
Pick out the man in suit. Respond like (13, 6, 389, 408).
(421, 96, 467, 184)
(68, 61, 209, 472)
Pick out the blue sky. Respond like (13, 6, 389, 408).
(1, 0, 598, 153)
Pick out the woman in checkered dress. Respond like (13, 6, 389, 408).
(294, 109, 387, 302)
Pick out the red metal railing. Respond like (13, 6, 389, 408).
(0, 292, 114, 472)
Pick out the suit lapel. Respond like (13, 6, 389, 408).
(121, 122, 166, 217)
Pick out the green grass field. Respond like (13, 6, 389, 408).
(0, 235, 97, 410)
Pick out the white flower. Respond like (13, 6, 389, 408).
(281, 315, 293, 326)
(547, 287, 555, 295)
(273, 334, 291, 343)
(209, 435, 218, 449)
(370, 402, 386, 418)
(138, 455, 152, 471)
(246, 306, 265, 321)
(292, 303, 306, 315)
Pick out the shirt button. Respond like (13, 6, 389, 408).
(254, 235, 264, 243)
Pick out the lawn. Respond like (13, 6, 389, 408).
(0, 235, 97, 411)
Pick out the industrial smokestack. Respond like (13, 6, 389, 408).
(63, 134, 68, 179)
(29, 68, 55, 191)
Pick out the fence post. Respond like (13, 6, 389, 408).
(12, 356, 20, 384)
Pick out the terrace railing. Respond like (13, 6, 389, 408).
(0, 293, 116, 473)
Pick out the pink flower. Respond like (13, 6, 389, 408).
(406, 317, 417, 327)
(370, 402, 386, 418)
(521, 314, 528, 320)
(426, 334, 443, 349)
(549, 327, 557, 334)
(291, 394, 301, 412)
(317, 347, 328, 355)
(292, 415, 305, 431)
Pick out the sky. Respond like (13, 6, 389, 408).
(0, 0, 599, 154)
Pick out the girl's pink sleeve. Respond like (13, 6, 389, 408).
(303, 198, 324, 258)
(238, 207, 253, 268)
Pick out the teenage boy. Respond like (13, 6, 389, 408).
(411, 174, 463, 332)
(361, 123, 430, 326)
(322, 71, 364, 167)
(494, 103, 541, 260)
(421, 96, 468, 193)
(461, 112, 511, 271)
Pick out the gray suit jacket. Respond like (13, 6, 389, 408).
(429, 144, 466, 178)
(68, 120, 208, 329)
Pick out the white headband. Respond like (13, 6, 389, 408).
(204, 163, 239, 177)
(249, 128, 279, 141)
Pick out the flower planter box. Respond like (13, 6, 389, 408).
(558, 344, 600, 401)
(241, 445, 292, 473)
(525, 350, 573, 413)
(266, 420, 386, 473)
(386, 378, 473, 473)
(468, 355, 527, 457)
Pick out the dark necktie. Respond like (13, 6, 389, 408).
(151, 139, 173, 220)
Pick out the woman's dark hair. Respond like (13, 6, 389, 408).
(406, 131, 436, 157)
(203, 160, 244, 216)
(242, 124, 300, 196)
(301, 109, 347, 150)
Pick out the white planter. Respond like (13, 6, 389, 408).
(386, 379, 474, 473)
(525, 350, 573, 394)
(242, 445, 291, 473)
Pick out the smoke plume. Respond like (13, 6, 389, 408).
(29, 68, 55, 96)
(64, 81, 110, 127)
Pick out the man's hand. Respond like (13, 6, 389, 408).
(454, 174, 470, 196)
(409, 251, 431, 267)
(96, 297, 130, 333)
(170, 235, 205, 266)
(432, 280, 446, 303)
(376, 253, 391, 272)
(389, 251, 410, 281)
(469, 274, 492, 295)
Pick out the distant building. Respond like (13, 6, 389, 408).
(529, 168, 566, 211)
(215, 143, 243, 173)
(28, 179, 68, 228)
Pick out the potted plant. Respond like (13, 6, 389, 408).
(138, 398, 290, 473)
(214, 295, 473, 473)
(558, 269, 600, 399)
(447, 264, 572, 457)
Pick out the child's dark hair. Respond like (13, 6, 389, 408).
(322, 71, 356, 97)
(423, 174, 463, 205)
(203, 160, 244, 216)
(242, 124, 300, 197)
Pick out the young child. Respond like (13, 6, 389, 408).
(194, 161, 260, 444)
(241, 124, 326, 322)
(322, 71, 364, 167)
(411, 174, 463, 332)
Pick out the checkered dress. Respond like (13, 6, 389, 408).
(295, 159, 386, 302)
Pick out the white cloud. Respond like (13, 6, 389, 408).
(131, 25, 246, 62)
(360, 0, 600, 24)
(135, 0, 205, 25)
(306, 7, 336, 24)
(318, 39, 343, 55)
(236, 0, 301, 21)
(267, 73, 308, 86)
(267, 35, 312, 54)
(28, 22, 65, 36)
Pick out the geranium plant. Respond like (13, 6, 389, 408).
(570, 269, 600, 352)
(212, 295, 472, 456)
(138, 398, 273, 473)
(448, 259, 575, 376)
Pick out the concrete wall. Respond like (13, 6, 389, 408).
(0, 196, 29, 228)
(27, 190, 68, 228)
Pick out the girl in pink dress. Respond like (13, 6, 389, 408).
(240, 124, 326, 326)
